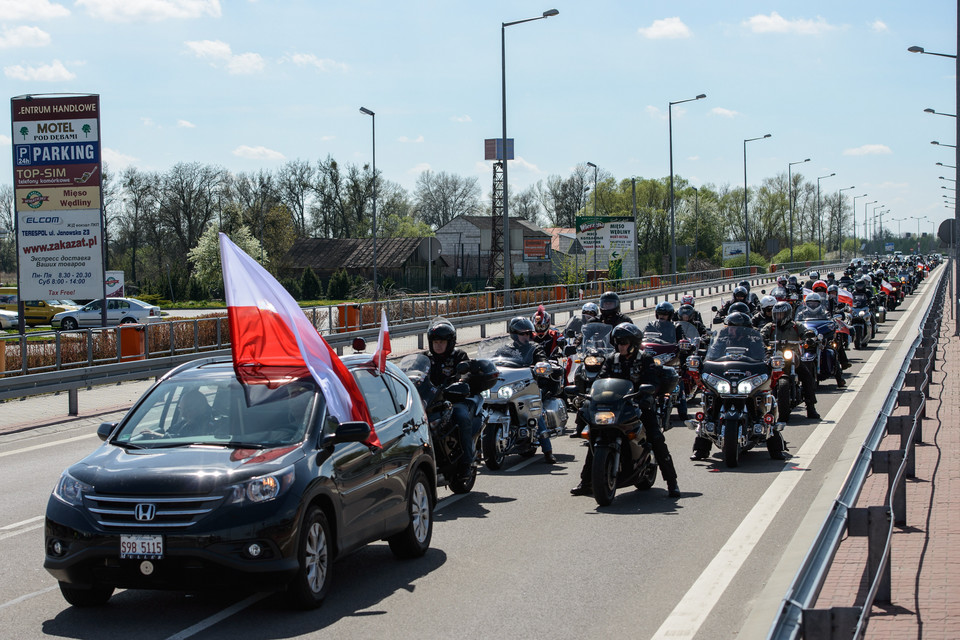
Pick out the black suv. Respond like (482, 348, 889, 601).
(44, 356, 436, 608)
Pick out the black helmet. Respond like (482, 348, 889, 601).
(733, 286, 748, 302)
(772, 301, 793, 326)
(738, 280, 751, 292)
(853, 279, 866, 292)
(677, 304, 695, 321)
(827, 272, 835, 280)
(611, 322, 643, 356)
(827, 284, 839, 297)
(726, 311, 751, 327)
(427, 318, 456, 355)
(788, 275, 799, 285)
(655, 301, 674, 320)
(599, 291, 621, 318)
(728, 302, 751, 316)
(508, 316, 535, 336)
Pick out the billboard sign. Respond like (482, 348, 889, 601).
(11, 94, 104, 300)
(522, 237, 551, 262)
(722, 241, 747, 261)
(105, 270, 124, 297)
(884, 242, 895, 253)
(575, 216, 637, 278)
(483, 138, 514, 161)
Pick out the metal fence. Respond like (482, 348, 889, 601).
(766, 263, 948, 640)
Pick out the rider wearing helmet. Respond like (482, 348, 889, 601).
(812, 280, 828, 295)
(761, 302, 820, 420)
(506, 316, 556, 464)
(752, 295, 777, 328)
(738, 280, 761, 309)
(677, 303, 708, 337)
(672, 294, 704, 324)
(532, 306, 563, 357)
(825, 272, 837, 287)
(572, 322, 681, 497)
(803, 271, 820, 290)
(804, 292, 823, 313)
(824, 285, 852, 373)
(593, 291, 633, 327)
(714, 286, 754, 323)
(563, 302, 600, 347)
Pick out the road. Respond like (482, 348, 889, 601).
(0, 273, 939, 640)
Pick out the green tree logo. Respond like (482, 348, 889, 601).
(82, 124, 91, 138)
(19, 126, 28, 140)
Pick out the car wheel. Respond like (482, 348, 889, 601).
(288, 505, 333, 609)
(120, 317, 137, 324)
(58, 581, 113, 607)
(388, 469, 433, 559)
(61, 317, 78, 331)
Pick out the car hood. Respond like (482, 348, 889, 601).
(69, 443, 305, 495)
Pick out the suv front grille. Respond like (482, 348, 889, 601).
(84, 493, 225, 529)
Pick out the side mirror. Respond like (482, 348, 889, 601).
(564, 345, 577, 356)
(445, 381, 470, 402)
(456, 361, 470, 375)
(760, 289, 766, 295)
(98, 421, 118, 441)
(322, 421, 372, 448)
(352, 337, 366, 352)
(565, 329, 576, 339)
(711, 306, 718, 312)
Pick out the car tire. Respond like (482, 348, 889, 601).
(61, 317, 78, 331)
(288, 505, 333, 609)
(387, 469, 433, 559)
(120, 317, 137, 324)
(58, 581, 113, 607)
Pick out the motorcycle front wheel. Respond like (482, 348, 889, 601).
(722, 418, 741, 468)
(591, 446, 618, 506)
(634, 459, 658, 490)
(482, 422, 508, 470)
(448, 466, 477, 494)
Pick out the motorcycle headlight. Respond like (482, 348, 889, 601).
(653, 356, 665, 366)
(584, 356, 603, 367)
(53, 471, 92, 506)
(716, 380, 732, 394)
(703, 373, 731, 394)
(770, 356, 785, 369)
(594, 411, 616, 425)
(737, 374, 768, 394)
(226, 466, 295, 505)
(481, 389, 491, 399)
(783, 349, 793, 361)
(497, 381, 526, 400)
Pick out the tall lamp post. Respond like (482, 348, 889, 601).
(910, 216, 928, 252)
(692, 186, 700, 259)
(586, 161, 598, 283)
(871, 204, 883, 252)
(501, 8, 559, 303)
(743, 133, 772, 269)
(668, 93, 706, 274)
(359, 106, 378, 299)
(816, 172, 835, 260)
(851, 193, 868, 259)
(890, 217, 906, 242)
(863, 200, 877, 255)
(788, 158, 810, 261)
(837, 185, 855, 260)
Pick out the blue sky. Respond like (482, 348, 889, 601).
(1, 1, 957, 239)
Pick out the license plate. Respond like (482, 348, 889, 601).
(120, 534, 163, 559)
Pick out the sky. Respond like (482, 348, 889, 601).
(1, 0, 958, 241)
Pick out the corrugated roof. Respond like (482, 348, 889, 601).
(285, 237, 425, 271)
(461, 215, 549, 236)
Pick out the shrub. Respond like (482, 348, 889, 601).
(326, 268, 351, 300)
(282, 277, 303, 301)
(300, 267, 323, 300)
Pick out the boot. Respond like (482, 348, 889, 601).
(807, 406, 821, 420)
(667, 480, 681, 498)
(543, 451, 557, 464)
(570, 482, 592, 496)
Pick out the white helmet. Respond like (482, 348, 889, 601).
(759, 295, 777, 312)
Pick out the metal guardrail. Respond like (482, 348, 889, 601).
(767, 263, 948, 640)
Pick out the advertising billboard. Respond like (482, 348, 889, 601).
(11, 94, 104, 300)
(575, 216, 638, 279)
(522, 237, 551, 262)
(722, 241, 748, 261)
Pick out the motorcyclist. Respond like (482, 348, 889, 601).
(507, 316, 556, 464)
(825, 285, 852, 372)
(761, 301, 820, 420)
(425, 318, 480, 479)
(752, 295, 777, 328)
(714, 286, 753, 322)
(676, 303, 708, 338)
(798, 293, 846, 388)
(563, 302, 600, 344)
(811, 280, 828, 296)
(571, 322, 681, 498)
(591, 291, 633, 327)
(825, 272, 838, 288)
(738, 280, 761, 309)
(532, 307, 563, 357)
(839, 269, 855, 289)
(672, 294, 704, 324)
(803, 270, 820, 290)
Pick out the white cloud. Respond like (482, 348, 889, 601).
(512, 156, 541, 174)
(185, 39, 263, 74)
(77, 0, 221, 22)
(410, 162, 431, 175)
(286, 53, 348, 72)
(233, 145, 285, 161)
(177, 119, 196, 128)
(0, 26, 52, 49)
(843, 144, 892, 156)
(451, 115, 472, 123)
(744, 12, 836, 35)
(638, 17, 691, 39)
(687, 155, 700, 162)
(711, 107, 739, 118)
(320, 135, 335, 141)
(0, 0, 70, 20)
(0, 133, 10, 146)
(398, 135, 424, 143)
(871, 20, 888, 33)
(140, 117, 155, 127)
(103, 147, 138, 168)
(646, 105, 664, 119)
(4, 59, 75, 81)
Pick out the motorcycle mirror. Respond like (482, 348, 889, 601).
(565, 329, 576, 338)
(352, 337, 366, 352)
(563, 385, 579, 397)
(564, 345, 577, 356)
(711, 306, 718, 312)
(760, 289, 766, 295)
(456, 361, 470, 375)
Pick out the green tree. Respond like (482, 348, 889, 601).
(300, 266, 324, 300)
(326, 268, 351, 300)
(187, 225, 264, 296)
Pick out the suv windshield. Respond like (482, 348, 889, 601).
(113, 369, 320, 448)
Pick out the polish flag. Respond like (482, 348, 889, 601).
(372, 308, 391, 373)
(837, 288, 854, 305)
(218, 233, 379, 447)
(881, 280, 894, 295)
(801, 287, 813, 300)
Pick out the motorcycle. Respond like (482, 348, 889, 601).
(566, 323, 614, 412)
(566, 378, 660, 506)
(685, 325, 784, 467)
(399, 354, 495, 493)
(477, 336, 568, 470)
(796, 307, 839, 384)
(849, 295, 877, 349)
(675, 321, 704, 419)
(641, 321, 680, 430)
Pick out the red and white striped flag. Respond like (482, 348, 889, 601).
(218, 233, 379, 448)
(372, 308, 391, 373)
(881, 280, 893, 295)
(837, 287, 853, 305)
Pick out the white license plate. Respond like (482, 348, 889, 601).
(120, 534, 163, 559)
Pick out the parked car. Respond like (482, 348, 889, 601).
(0, 294, 79, 327)
(0, 308, 18, 330)
(44, 356, 436, 608)
(51, 297, 162, 330)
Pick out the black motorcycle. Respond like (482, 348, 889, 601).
(567, 378, 660, 506)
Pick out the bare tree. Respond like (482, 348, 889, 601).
(510, 186, 544, 225)
(413, 170, 481, 228)
(276, 159, 315, 236)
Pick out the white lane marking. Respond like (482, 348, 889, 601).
(650, 279, 930, 639)
(0, 433, 97, 458)
(1, 515, 43, 530)
(164, 592, 270, 640)
(505, 453, 546, 473)
(0, 522, 43, 542)
(0, 585, 58, 611)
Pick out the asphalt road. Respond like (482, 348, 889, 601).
(0, 273, 939, 640)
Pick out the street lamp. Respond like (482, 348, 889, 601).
(816, 172, 835, 260)
(743, 134, 772, 269)
(863, 200, 877, 253)
(668, 93, 706, 273)
(924, 107, 957, 118)
(940, 176, 957, 182)
(788, 158, 810, 261)
(932, 140, 958, 148)
(910, 215, 928, 251)
(501, 8, 559, 302)
(937, 161, 957, 169)
(586, 161, 598, 282)
(890, 216, 906, 239)
(359, 106, 378, 299)
(908, 45, 956, 59)
(870, 204, 883, 253)
(837, 185, 855, 260)
(851, 193, 868, 259)
(692, 186, 700, 259)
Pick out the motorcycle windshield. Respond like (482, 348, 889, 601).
(398, 353, 437, 404)
(563, 316, 584, 339)
(579, 323, 613, 355)
(795, 306, 829, 321)
(641, 320, 678, 344)
(705, 326, 766, 362)
(676, 321, 700, 344)
(477, 336, 536, 368)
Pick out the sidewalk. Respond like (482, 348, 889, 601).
(812, 301, 960, 638)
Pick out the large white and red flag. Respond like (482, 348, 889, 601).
(837, 287, 854, 305)
(881, 280, 894, 295)
(218, 233, 379, 448)
(372, 308, 391, 373)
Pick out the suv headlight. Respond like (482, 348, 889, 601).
(227, 466, 295, 505)
(53, 471, 92, 506)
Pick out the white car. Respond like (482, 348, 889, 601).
(0, 309, 18, 330)
(51, 297, 162, 330)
